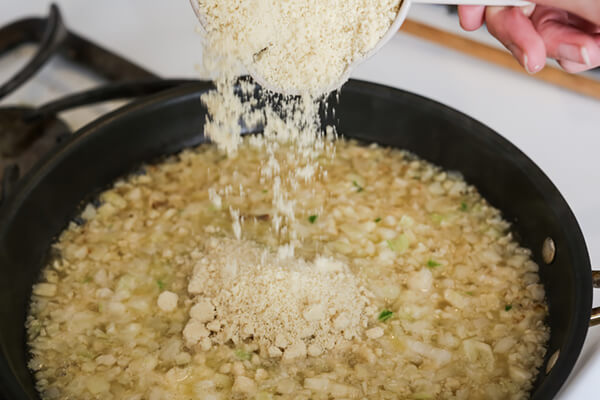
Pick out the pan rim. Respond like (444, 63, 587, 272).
(0, 79, 592, 400)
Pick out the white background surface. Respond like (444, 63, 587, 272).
(1, 0, 599, 398)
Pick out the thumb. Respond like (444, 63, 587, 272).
(532, 6, 600, 72)
(531, 0, 600, 25)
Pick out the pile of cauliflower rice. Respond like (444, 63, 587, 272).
(27, 139, 549, 400)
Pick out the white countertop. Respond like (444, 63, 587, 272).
(1, 1, 599, 398)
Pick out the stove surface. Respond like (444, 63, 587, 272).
(1, 1, 599, 398)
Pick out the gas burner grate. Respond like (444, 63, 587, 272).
(0, 5, 196, 204)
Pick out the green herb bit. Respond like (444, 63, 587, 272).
(464, 291, 474, 296)
(426, 260, 441, 268)
(460, 202, 468, 212)
(157, 279, 166, 290)
(234, 348, 252, 361)
(352, 180, 364, 192)
(378, 309, 394, 322)
(430, 213, 444, 224)
(387, 234, 409, 254)
(374, 217, 382, 223)
(308, 215, 318, 224)
(262, 189, 268, 193)
(78, 351, 93, 359)
(505, 304, 513, 311)
(83, 276, 92, 283)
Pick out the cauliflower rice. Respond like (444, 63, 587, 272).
(197, 0, 403, 94)
(27, 139, 549, 399)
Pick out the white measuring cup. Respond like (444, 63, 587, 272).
(190, 0, 531, 95)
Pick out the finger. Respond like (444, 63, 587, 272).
(532, 7, 600, 68)
(533, 0, 600, 25)
(485, 7, 547, 73)
(521, 3, 537, 18)
(558, 59, 595, 73)
(567, 13, 600, 34)
(458, 6, 485, 31)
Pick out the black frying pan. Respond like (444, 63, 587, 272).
(0, 80, 597, 399)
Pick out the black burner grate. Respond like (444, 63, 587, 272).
(0, 4, 194, 203)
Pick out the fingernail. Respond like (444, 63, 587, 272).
(522, 54, 542, 74)
(520, 3, 536, 17)
(557, 44, 586, 64)
(507, 45, 541, 74)
(523, 54, 532, 74)
(581, 47, 592, 66)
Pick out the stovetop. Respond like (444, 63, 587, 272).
(1, 2, 599, 399)
(0, 5, 200, 202)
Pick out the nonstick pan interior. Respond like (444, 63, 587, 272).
(0, 80, 592, 399)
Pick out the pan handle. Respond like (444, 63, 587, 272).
(591, 270, 600, 327)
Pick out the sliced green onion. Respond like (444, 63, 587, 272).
(387, 234, 409, 253)
(352, 180, 364, 192)
(234, 348, 252, 361)
(460, 202, 468, 211)
(308, 215, 318, 224)
(378, 309, 394, 322)
(374, 217, 382, 223)
(505, 304, 513, 311)
(157, 279, 166, 290)
(430, 213, 444, 224)
(427, 260, 441, 268)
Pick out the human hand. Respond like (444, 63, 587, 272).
(458, 1, 600, 73)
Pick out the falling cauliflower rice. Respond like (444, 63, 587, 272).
(27, 139, 549, 399)
(198, 0, 403, 94)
